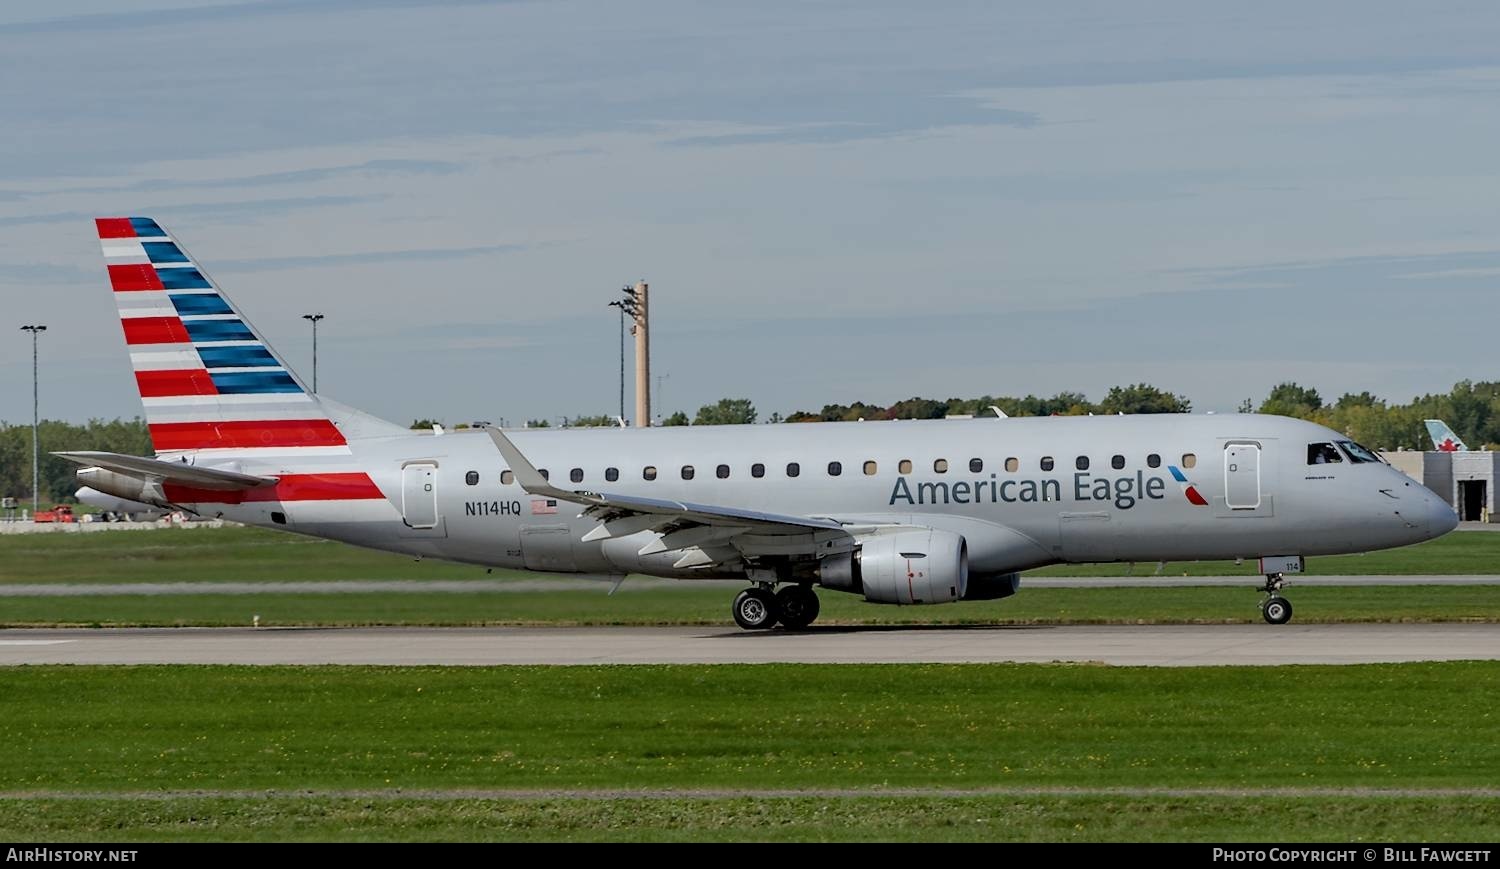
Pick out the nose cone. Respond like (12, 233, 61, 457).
(1427, 496, 1460, 538)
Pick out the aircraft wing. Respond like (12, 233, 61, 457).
(485, 427, 852, 567)
(53, 451, 277, 491)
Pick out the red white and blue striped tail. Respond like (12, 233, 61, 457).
(96, 217, 346, 457)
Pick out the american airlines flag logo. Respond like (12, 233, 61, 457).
(1168, 466, 1209, 506)
(530, 499, 558, 515)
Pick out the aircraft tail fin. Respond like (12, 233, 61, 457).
(1424, 419, 1469, 452)
(95, 217, 393, 455)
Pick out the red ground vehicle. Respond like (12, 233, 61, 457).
(33, 505, 76, 523)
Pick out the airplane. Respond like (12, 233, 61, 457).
(59, 217, 1460, 629)
(1425, 420, 1470, 452)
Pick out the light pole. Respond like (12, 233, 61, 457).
(608, 287, 638, 425)
(301, 313, 324, 393)
(19, 325, 46, 515)
(657, 372, 669, 423)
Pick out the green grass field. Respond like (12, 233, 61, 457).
(0, 663, 1496, 841)
(5, 794, 1496, 842)
(0, 526, 489, 584)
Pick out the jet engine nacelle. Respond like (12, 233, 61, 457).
(820, 528, 968, 605)
(75, 467, 167, 507)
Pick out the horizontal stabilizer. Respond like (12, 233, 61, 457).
(53, 451, 276, 491)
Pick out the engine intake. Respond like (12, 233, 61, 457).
(820, 529, 969, 605)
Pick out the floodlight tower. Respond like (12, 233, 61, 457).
(629, 282, 649, 427)
(301, 313, 324, 392)
(19, 324, 46, 515)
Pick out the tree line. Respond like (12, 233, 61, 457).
(0, 418, 150, 504)
(6, 379, 1494, 500)
(618, 380, 1499, 451)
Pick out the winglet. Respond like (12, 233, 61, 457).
(483, 426, 589, 503)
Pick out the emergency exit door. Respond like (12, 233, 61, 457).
(1223, 443, 1261, 510)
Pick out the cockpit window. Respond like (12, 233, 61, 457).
(1308, 443, 1343, 465)
(1338, 441, 1384, 464)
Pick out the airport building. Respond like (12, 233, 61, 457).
(1382, 450, 1499, 522)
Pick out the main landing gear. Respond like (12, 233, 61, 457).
(731, 584, 821, 630)
(1259, 573, 1294, 625)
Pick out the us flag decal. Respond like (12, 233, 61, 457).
(530, 499, 558, 515)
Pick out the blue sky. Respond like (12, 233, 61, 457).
(3, 1, 1500, 425)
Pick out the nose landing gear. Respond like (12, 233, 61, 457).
(1259, 572, 1294, 625)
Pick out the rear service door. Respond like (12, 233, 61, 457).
(402, 462, 439, 528)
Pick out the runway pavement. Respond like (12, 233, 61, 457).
(0, 623, 1495, 666)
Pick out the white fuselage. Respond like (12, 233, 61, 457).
(178, 413, 1457, 580)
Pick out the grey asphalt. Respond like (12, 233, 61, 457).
(0, 624, 1495, 666)
(2, 575, 1498, 596)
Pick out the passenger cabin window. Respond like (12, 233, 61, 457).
(1112, 455, 1125, 470)
(934, 459, 949, 473)
(1004, 457, 1018, 473)
(1308, 443, 1343, 465)
(1041, 457, 1055, 472)
(570, 468, 584, 483)
(501, 470, 514, 485)
(786, 462, 800, 478)
(605, 467, 619, 482)
(1181, 453, 1197, 469)
(1146, 454, 1161, 469)
(1338, 441, 1383, 464)
(969, 458, 983, 473)
(863, 461, 877, 476)
(538, 469, 550, 480)
(465, 471, 479, 486)
(682, 465, 696, 480)
(828, 461, 843, 477)
(899, 459, 912, 474)
(643, 466, 658, 481)
(1076, 456, 1090, 471)
(751, 463, 765, 478)
(716, 464, 731, 479)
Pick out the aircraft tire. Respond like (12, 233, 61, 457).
(733, 587, 780, 630)
(776, 585, 820, 630)
(1262, 596, 1293, 625)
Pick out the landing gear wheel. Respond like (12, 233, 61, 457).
(1262, 596, 1293, 625)
(732, 587, 781, 630)
(776, 585, 821, 630)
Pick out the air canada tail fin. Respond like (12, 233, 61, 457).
(96, 217, 371, 455)
(1424, 419, 1469, 452)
